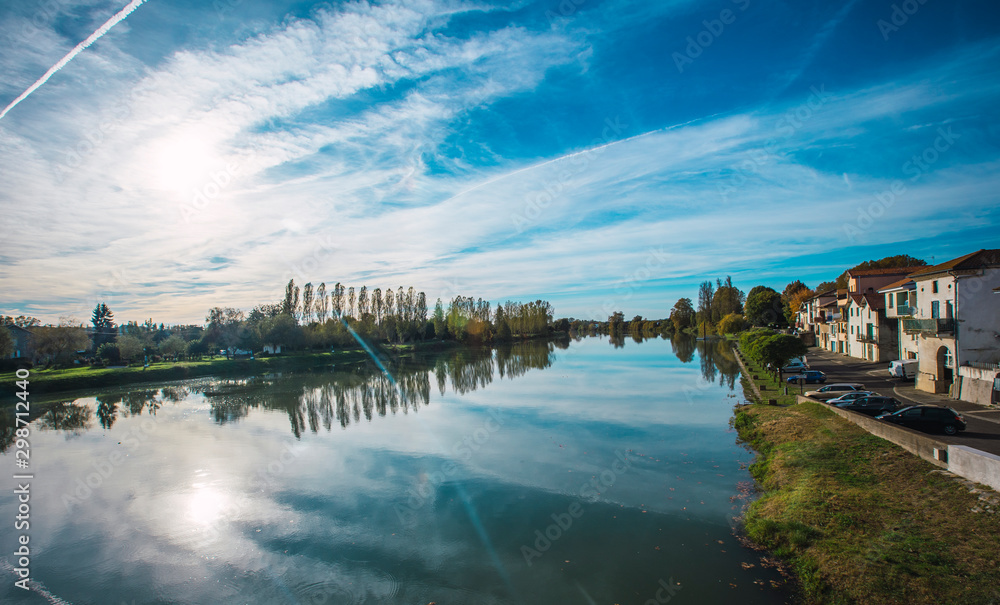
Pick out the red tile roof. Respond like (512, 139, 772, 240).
(908, 249, 1000, 278)
(846, 266, 926, 277)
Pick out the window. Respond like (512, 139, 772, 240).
(931, 300, 940, 319)
(932, 281, 938, 293)
(888, 295, 893, 308)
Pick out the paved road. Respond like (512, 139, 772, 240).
(792, 347, 1000, 457)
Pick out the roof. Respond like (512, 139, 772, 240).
(846, 266, 926, 277)
(908, 249, 1000, 279)
(877, 277, 915, 294)
(847, 292, 885, 310)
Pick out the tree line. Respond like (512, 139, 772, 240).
(1, 280, 560, 368)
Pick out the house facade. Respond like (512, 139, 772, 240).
(3, 325, 34, 360)
(903, 250, 1000, 401)
(844, 292, 899, 362)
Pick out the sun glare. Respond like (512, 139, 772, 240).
(151, 129, 218, 195)
(186, 484, 229, 526)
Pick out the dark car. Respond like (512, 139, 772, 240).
(836, 396, 901, 417)
(877, 405, 967, 436)
(786, 370, 826, 384)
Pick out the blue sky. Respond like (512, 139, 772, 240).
(1, 0, 999, 323)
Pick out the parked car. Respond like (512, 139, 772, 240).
(826, 391, 877, 404)
(786, 370, 826, 384)
(781, 360, 810, 372)
(877, 405, 967, 435)
(804, 383, 867, 400)
(888, 359, 919, 379)
(835, 396, 901, 417)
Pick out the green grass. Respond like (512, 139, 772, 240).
(733, 402, 1000, 604)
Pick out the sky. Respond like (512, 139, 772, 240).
(1, 0, 999, 324)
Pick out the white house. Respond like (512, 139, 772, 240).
(903, 249, 1000, 402)
(845, 292, 898, 362)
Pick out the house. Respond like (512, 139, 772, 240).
(902, 249, 1000, 402)
(816, 298, 839, 351)
(878, 277, 919, 362)
(798, 288, 837, 336)
(832, 289, 849, 354)
(844, 292, 899, 362)
(836, 267, 923, 361)
(3, 325, 34, 360)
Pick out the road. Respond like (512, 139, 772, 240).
(793, 347, 1000, 457)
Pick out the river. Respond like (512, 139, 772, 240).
(0, 335, 793, 604)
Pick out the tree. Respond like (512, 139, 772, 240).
(744, 287, 785, 327)
(282, 279, 297, 317)
(786, 287, 815, 327)
(32, 325, 91, 363)
(716, 313, 747, 336)
(0, 327, 14, 358)
(782, 280, 809, 300)
(0, 315, 41, 328)
(159, 334, 188, 360)
(755, 334, 808, 370)
(206, 307, 246, 357)
(116, 334, 145, 363)
(261, 314, 302, 351)
(697, 280, 715, 327)
(301, 283, 314, 324)
(712, 276, 744, 322)
(669, 298, 695, 332)
(608, 312, 625, 335)
(347, 287, 356, 319)
(432, 299, 446, 339)
(91, 303, 116, 349)
(814, 280, 838, 294)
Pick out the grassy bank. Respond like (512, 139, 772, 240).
(0, 340, 457, 406)
(735, 345, 799, 406)
(733, 401, 1000, 604)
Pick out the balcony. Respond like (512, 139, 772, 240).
(895, 305, 914, 317)
(858, 334, 878, 344)
(902, 318, 955, 334)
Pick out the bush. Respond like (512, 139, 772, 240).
(716, 313, 747, 336)
(96, 343, 120, 364)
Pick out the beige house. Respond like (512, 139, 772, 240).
(903, 249, 1000, 403)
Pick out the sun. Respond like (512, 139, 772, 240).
(151, 128, 218, 195)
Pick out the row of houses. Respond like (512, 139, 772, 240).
(797, 249, 1000, 407)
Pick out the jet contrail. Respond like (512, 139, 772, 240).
(0, 0, 150, 122)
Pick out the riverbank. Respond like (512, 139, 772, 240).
(732, 398, 1000, 604)
(0, 340, 460, 407)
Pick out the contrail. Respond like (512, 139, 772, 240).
(0, 0, 150, 122)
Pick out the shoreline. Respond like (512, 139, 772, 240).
(732, 351, 1000, 604)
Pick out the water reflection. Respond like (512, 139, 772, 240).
(201, 339, 558, 438)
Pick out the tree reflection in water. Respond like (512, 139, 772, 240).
(205, 340, 558, 438)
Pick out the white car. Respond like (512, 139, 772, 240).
(804, 383, 867, 401)
(888, 359, 918, 379)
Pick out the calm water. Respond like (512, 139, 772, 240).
(1, 336, 793, 604)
